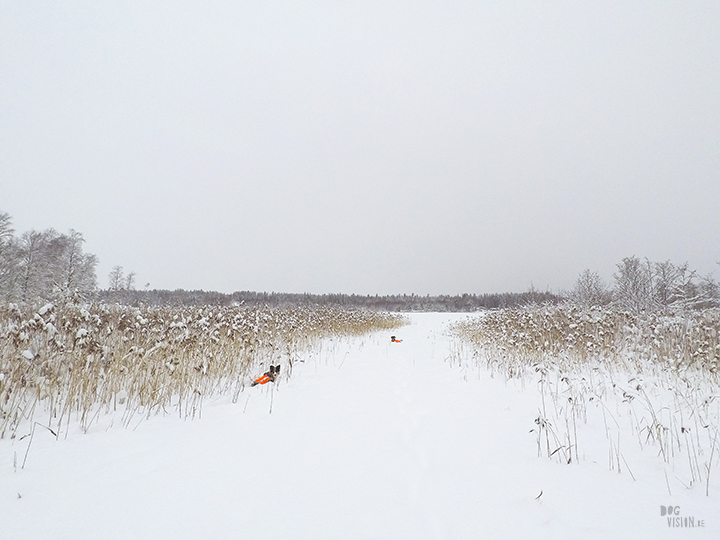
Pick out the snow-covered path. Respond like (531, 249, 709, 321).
(1, 314, 716, 539)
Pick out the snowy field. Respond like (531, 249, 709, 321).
(1, 313, 716, 539)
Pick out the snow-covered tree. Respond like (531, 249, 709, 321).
(612, 256, 655, 313)
(16, 229, 55, 302)
(0, 213, 99, 303)
(612, 257, 719, 313)
(0, 212, 18, 300)
(571, 269, 611, 307)
(108, 265, 125, 291)
(125, 270, 136, 291)
(54, 230, 98, 300)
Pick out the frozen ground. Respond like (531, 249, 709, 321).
(1, 313, 716, 539)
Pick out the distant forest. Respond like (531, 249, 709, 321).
(5, 212, 716, 313)
(1, 212, 557, 311)
(97, 288, 561, 311)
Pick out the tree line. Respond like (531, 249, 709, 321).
(2, 211, 561, 310)
(97, 288, 561, 311)
(570, 256, 720, 313)
(3, 211, 717, 313)
(0, 212, 98, 303)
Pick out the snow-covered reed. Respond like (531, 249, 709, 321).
(451, 306, 720, 495)
(0, 302, 405, 440)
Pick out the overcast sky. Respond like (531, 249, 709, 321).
(1, 1, 719, 295)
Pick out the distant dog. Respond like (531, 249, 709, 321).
(251, 364, 281, 386)
(391, 336, 403, 343)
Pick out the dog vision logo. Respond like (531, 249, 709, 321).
(660, 506, 705, 528)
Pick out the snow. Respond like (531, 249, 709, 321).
(1, 313, 717, 539)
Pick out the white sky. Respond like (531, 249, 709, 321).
(1, 1, 719, 295)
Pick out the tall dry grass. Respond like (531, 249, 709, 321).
(451, 306, 720, 495)
(0, 302, 406, 440)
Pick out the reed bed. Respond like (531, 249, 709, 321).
(0, 302, 406, 440)
(451, 306, 720, 495)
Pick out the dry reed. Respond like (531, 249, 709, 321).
(451, 306, 720, 495)
(0, 302, 406, 441)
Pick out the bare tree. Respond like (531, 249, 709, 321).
(571, 269, 611, 307)
(54, 230, 98, 301)
(0, 212, 12, 245)
(651, 260, 686, 308)
(649, 260, 709, 311)
(0, 215, 100, 303)
(16, 230, 56, 302)
(125, 270, 136, 291)
(108, 265, 125, 291)
(0, 212, 17, 300)
(613, 256, 654, 313)
(613, 257, 719, 313)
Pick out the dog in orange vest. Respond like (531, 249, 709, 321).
(251, 364, 280, 386)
